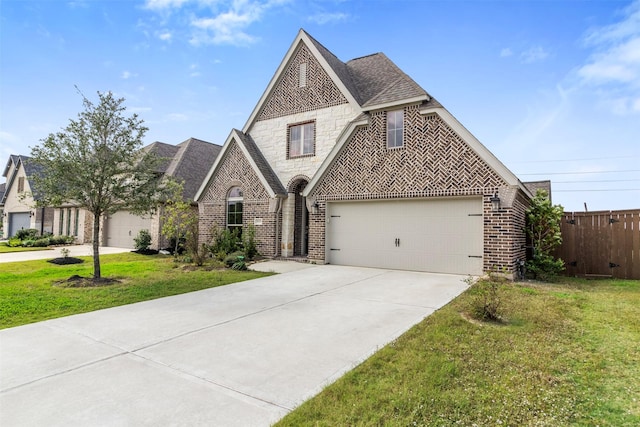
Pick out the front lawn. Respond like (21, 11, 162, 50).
(277, 277, 640, 426)
(0, 252, 272, 329)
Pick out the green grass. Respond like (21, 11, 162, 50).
(0, 242, 52, 253)
(0, 252, 272, 329)
(277, 277, 640, 426)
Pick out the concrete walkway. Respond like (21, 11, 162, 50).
(0, 262, 468, 426)
(0, 244, 131, 263)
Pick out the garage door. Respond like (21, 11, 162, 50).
(326, 198, 483, 275)
(104, 211, 152, 248)
(8, 212, 31, 237)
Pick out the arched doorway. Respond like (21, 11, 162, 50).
(290, 178, 309, 257)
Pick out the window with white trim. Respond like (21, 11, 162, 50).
(227, 187, 243, 232)
(288, 121, 315, 158)
(386, 110, 404, 148)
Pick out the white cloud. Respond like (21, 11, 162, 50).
(577, 0, 640, 114)
(500, 48, 512, 58)
(121, 71, 138, 79)
(520, 46, 549, 63)
(157, 30, 173, 41)
(167, 112, 189, 121)
(144, 0, 190, 10)
(308, 12, 349, 25)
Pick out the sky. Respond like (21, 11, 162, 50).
(1, 0, 639, 212)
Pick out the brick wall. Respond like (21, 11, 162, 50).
(308, 105, 528, 274)
(198, 140, 278, 257)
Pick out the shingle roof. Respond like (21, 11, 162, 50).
(0, 182, 5, 206)
(165, 138, 223, 200)
(1, 155, 46, 202)
(233, 130, 286, 196)
(302, 29, 429, 109)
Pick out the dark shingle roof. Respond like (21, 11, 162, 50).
(2, 155, 46, 201)
(233, 130, 286, 196)
(302, 29, 429, 109)
(0, 182, 5, 206)
(166, 138, 223, 200)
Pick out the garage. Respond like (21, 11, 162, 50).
(8, 212, 31, 237)
(326, 197, 483, 275)
(104, 211, 152, 249)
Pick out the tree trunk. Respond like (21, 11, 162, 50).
(92, 211, 102, 279)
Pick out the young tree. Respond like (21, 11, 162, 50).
(526, 189, 565, 281)
(161, 179, 198, 257)
(30, 90, 163, 279)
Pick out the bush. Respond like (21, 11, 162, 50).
(32, 238, 50, 247)
(15, 228, 39, 240)
(7, 238, 22, 247)
(209, 225, 241, 259)
(224, 251, 245, 268)
(468, 273, 507, 322)
(241, 224, 258, 260)
(49, 235, 74, 245)
(133, 229, 152, 251)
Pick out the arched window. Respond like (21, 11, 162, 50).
(227, 187, 243, 232)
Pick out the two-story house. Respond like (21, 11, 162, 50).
(196, 30, 535, 277)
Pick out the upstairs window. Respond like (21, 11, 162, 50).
(387, 110, 404, 148)
(288, 121, 315, 158)
(227, 187, 243, 232)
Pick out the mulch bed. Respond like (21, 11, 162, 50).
(57, 275, 121, 288)
(132, 249, 159, 255)
(48, 257, 84, 265)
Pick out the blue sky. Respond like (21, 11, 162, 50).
(1, 0, 639, 211)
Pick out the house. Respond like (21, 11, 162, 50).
(195, 29, 539, 277)
(1, 155, 54, 238)
(96, 137, 222, 249)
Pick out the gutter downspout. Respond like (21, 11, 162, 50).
(274, 197, 283, 257)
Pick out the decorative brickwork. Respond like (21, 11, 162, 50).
(307, 105, 529, 275)
(256, 43, 349, 121)
(198, 140, 278, 257)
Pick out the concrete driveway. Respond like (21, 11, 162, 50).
(0, 262, 468, 426)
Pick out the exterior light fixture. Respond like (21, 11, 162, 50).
(311, 200, 320, 215)
(490, 192, 501, 212)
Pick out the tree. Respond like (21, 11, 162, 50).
(525, 189, 565, 281)
(30, 90, 164, 279)
(161, 179, 198, 257)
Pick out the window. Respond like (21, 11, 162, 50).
(288, 122, 315, 158)
(227, 187, 243, 232)
(387, 110, 404, 148)
(59, 209, 64, 235)
(17, 177, 25, 193)
(66, 208, 72, 236)
(74, 208, 80, 236)
(299, 62, 307, 88)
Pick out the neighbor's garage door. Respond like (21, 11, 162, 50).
(8, 212, 31, 237)
(104, 211, 152, 248)
(326, 198, 483, 275)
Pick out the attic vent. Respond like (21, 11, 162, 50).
(299, 62, 307, 88)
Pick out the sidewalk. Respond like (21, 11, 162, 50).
(0, 244, 131, 263)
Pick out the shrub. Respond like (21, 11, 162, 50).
(526, 189, 564, 281)
(133, 229, 152, 251)
(49, 235, 74, 245)
(22, 239, 35, 247)
(7, 238, 22, 247)
(209, 225, 241, 259)
(15, 228, 39, 240)
(469, 273, 507, 322)
(224, 251, 245, 268)
(33, 238, 50, 247)
(241, 224, 258, 260)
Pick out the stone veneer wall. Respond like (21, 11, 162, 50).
(198, 141, 278, 257)
(308, 104, 528, 274)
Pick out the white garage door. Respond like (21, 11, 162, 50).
(105, 211, 152, 249)
(326, 198, 483, 275)
(9, 212, 31, 237)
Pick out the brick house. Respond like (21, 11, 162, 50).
(196, 30, 534, 276)
(1, 155, 54, 238)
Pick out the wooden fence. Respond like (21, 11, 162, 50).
(557, 209, 640, 279)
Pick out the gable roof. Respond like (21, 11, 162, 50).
(0, 182, 5, 206)
(1, 155, 45, 203)
(165, 138, 223, 200)
(242, 29, 430, 132)
(195, 129, 286, 201)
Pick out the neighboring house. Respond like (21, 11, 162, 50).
(196, 29, 540, 277)
(0, 182, 5, 235)
(1, 155, 54, 238)
(99, 137, 222, 249)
